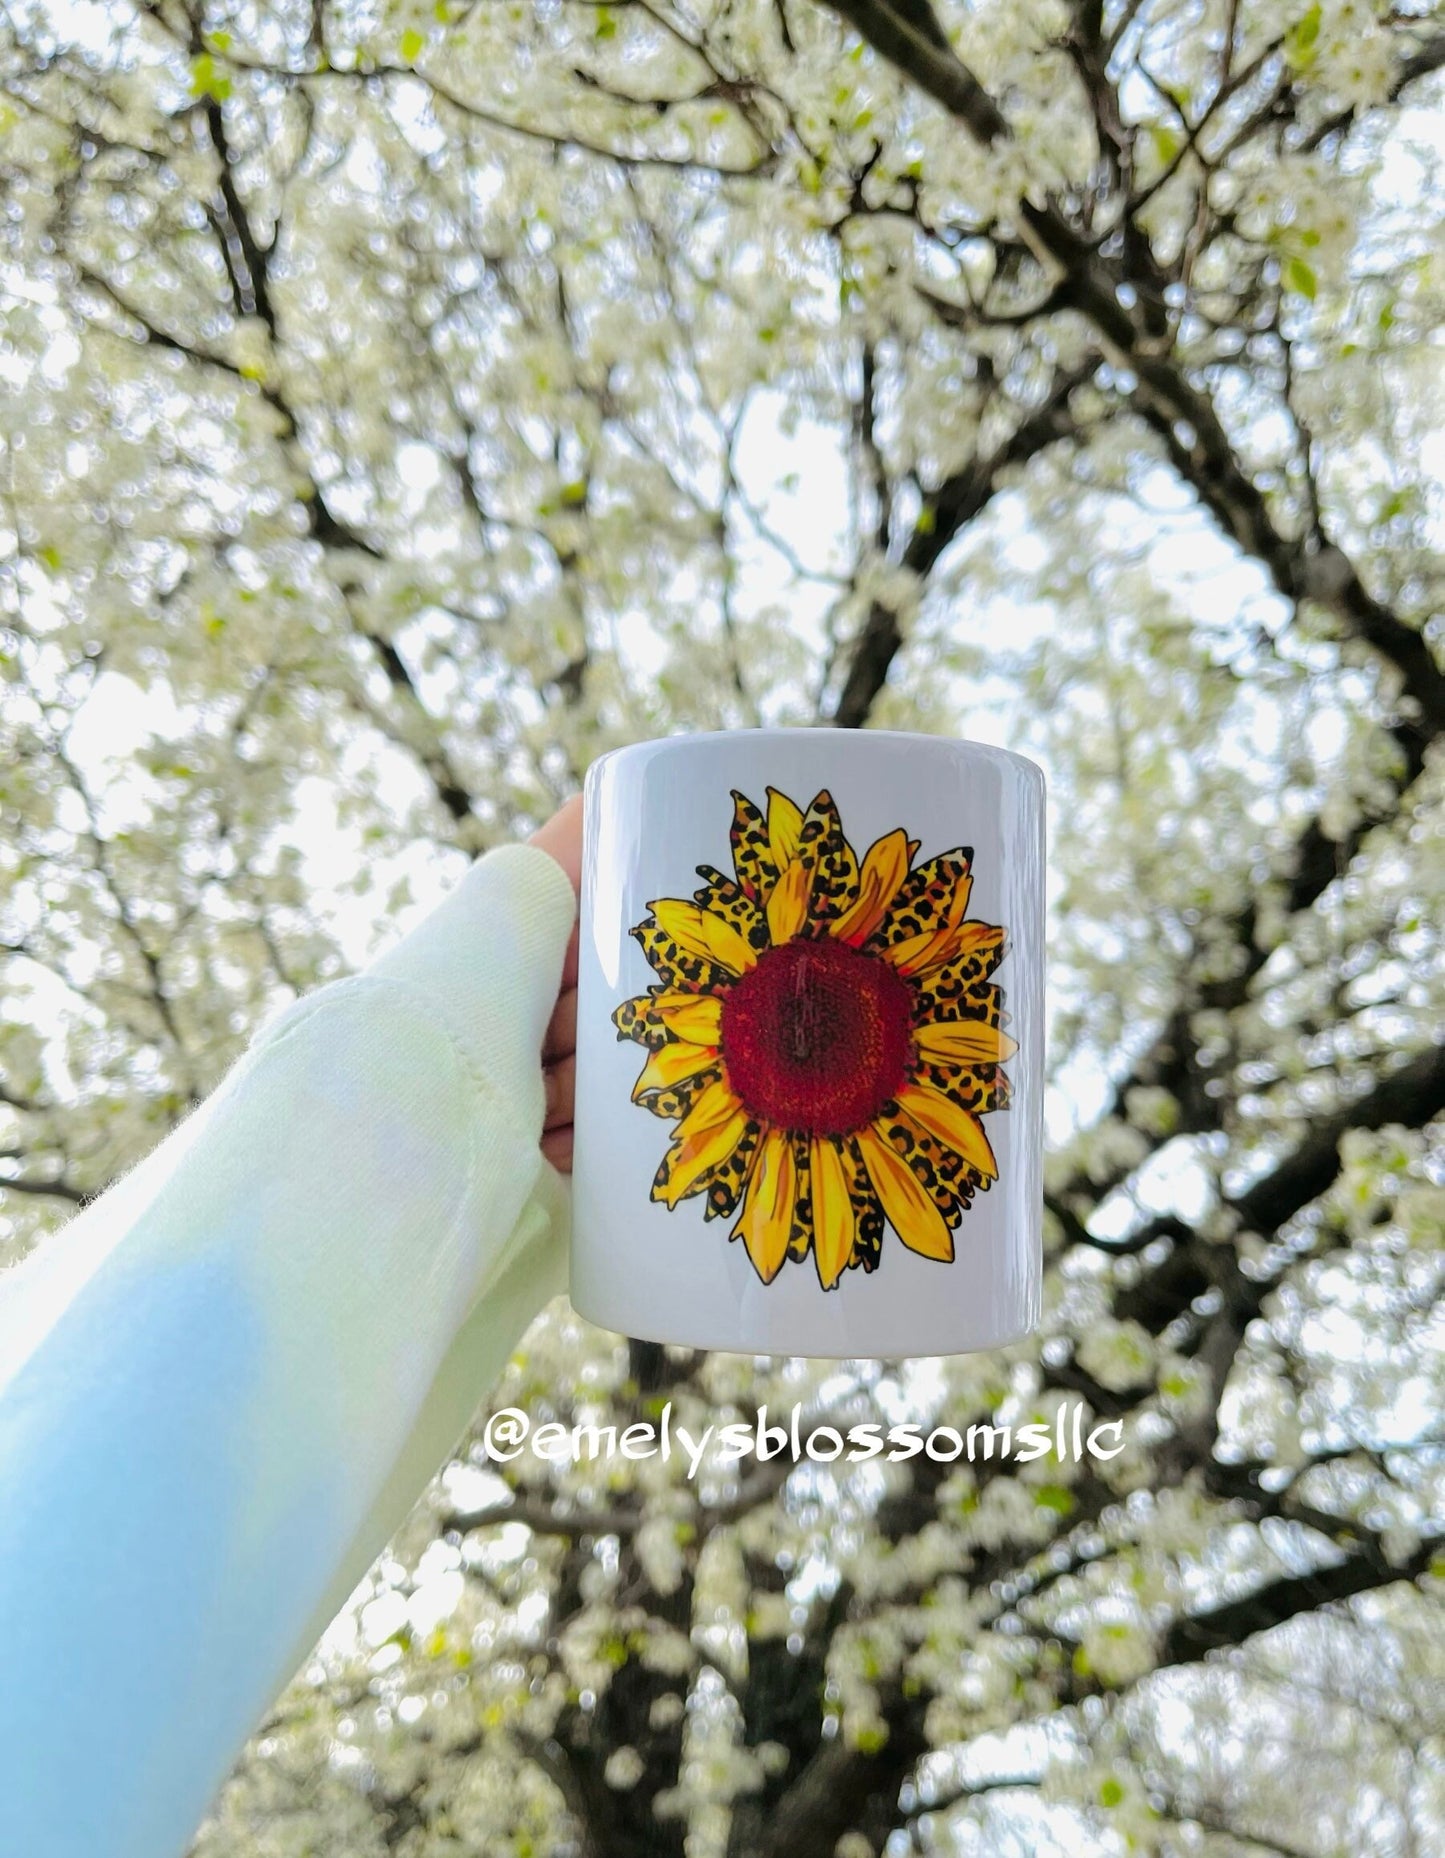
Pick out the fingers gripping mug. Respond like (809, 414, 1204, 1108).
(571, 730, 1045, 1357)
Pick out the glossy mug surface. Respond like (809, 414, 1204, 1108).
(570, 730, 1045, 1357)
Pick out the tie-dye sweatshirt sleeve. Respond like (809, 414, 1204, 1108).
(0, 842, 578, 1858)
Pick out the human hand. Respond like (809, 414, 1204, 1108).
(528, 794, 583, 1172)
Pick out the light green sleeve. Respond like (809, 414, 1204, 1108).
(0, 841, 579, 1858)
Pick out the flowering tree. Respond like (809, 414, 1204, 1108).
(2, 0, 1444, 1851)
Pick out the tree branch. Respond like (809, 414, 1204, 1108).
(1159, 1529, 1444, 1669)
(0, 1172, 87, 1205)
(822, 0, 1008, 144)
(833, 359, 1094, 724)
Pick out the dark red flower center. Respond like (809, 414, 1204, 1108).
(719, 936, 914, 1136)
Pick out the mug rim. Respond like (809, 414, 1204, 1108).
(584, 727, 1045, 787)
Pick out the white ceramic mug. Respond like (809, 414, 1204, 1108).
(570, 730, 1045, 1357)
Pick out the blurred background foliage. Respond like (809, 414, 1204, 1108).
(2, 0, 1445, 1850)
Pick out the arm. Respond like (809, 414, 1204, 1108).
(0, 835, 579, 1858)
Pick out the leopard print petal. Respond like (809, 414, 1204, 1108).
(795, 789, 860, 930)
(729, 790, 781, 905)
(868, 848, 974, 950)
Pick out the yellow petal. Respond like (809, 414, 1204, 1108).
(651, 897, 755, 977)
(882, 896, 991, 977)
(732, 1126, 797, 1284)
(654, 1077, 750, 1208)
(766, 786, 803, 867)
(651, 992, 723, 1043)
(880, 929, 940, 975)
(912, 1018, 1018, 1066)
(766, 857, 813, 945)
(855, 1122, 954, 1263)
(658, 1107, 752, 1208)
(831, 828, 911, 946)
(703, 912, 758, 975)
(650, 898, 723, 967)
(920, 919, 1003, 973)
(809, 1135, 856, 1290)
(893, 1081, 998, 1179)
(631, 1038, 720, 1102)
(943, 875, 974, 931)
(674, 1073, 744, 1137)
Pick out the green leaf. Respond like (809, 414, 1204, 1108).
(1284, 255, 1317, 301)
(1100, 1777, 1125, 1808)
(188, 54, 232, 102)
(1285, 3, 1321, 69)
(1034, 1484, 1075, 1515)
(399, 27, 426, 60)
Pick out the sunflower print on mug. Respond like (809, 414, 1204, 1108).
(610, 785, 1017, 1292)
